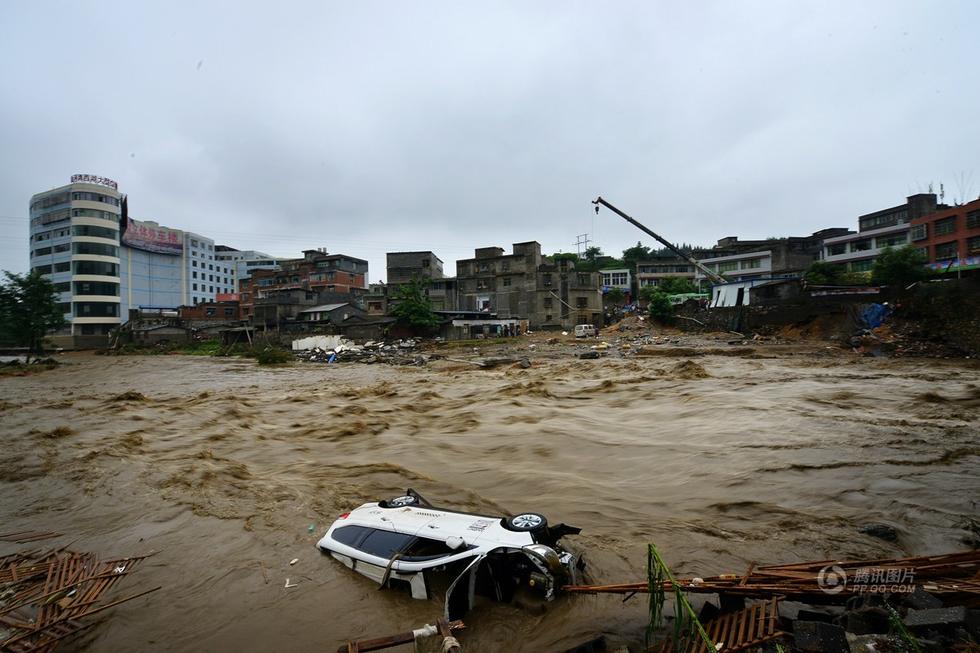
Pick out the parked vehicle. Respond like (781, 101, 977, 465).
(317, 489, 583, 618)
(574, 324, 597, 338)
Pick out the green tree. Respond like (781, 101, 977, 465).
(0, 271, 66, 361)
(638, 284, 662, 304)
(802, 260, 843, 285)
(657, 278, 699, 295)
(551, 252, 579, 264)
(621, 241, 652, 269)
(871, 246, 929, 286)
(584, 246, 603, 264)
(390, 275, 440, 332)
(604, 287, 626, 304)
(646, 290, 673, 323)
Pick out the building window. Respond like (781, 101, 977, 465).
(967, 211, 980, 230)
(192, 260, 197, 267)
(718, 261, 738, 272)
(192, 271, 197, 279)
(934, 217, 956, 237)
(72, 260, 116, 276)
(850, 259, 873, 272)
(576, 297, 588, 308)
(934, 241, 958, 260)
(611, 272, 628, 285)
(72, 242, 119, 257)
(543, 298, 553, 308)
(224, 308, 234, 316)
(206, 308, 216, 316)
(910, 224, 927, 241)
(577, 274, 588, 285)
(876, 234, 908, 248)
(193, 283, 198, 291)
(967, 236, 980, 254)
(740, 259, 762, 270)
(502, 277, 511, 287)
(542, 274, 552, 286)
(827, 243, 846, 255)
(54, 262, 71, 273)
(852, 240, 872, 252)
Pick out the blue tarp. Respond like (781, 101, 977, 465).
(860, 303, 890, 329)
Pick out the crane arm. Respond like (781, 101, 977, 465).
(591, 197, 725, 285)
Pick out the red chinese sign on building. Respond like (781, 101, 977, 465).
(122, 218, 183, 256)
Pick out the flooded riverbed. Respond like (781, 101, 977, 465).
(2, 351, 978, 651)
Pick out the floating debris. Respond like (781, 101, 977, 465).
(0, 547, 158, 653)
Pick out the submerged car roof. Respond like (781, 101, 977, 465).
(340, 502, 533, 548)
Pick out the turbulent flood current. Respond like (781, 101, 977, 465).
(2, 351, 978, 651)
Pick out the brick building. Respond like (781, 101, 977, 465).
(911, 198, 980, 274)
(821, 194, 941, 272)
(239, 249, 368, 322)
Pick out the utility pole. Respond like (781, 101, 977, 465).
(573, 233, 591, 258)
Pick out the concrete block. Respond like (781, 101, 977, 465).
(904, 606, 967, 629)
(793, 621, 851, 653)
(903, 586, 943, 610)
(845, 607, 890, 635)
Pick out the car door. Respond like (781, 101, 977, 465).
(444, 554, 485, 620)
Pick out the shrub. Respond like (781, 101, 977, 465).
(255, 347, 292, 365)
(647, 291, 673, 323)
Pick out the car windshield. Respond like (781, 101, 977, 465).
(332, 525, 466, 560)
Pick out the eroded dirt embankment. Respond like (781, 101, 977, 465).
(1, 350, 978, 651)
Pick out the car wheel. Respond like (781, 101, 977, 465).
(504, 513, 548, 532)
(381, 494, 419, 508)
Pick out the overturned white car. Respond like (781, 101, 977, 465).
(317, 489, 583, 618)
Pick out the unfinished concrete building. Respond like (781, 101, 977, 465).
(455, 242, 602, 329)
(386, 251, 444, 285)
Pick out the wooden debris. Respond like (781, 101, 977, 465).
(565, 550, 980, 604)
(0, 532, 62, 544)
(654, 598, 783, 653)
(0, 548, 157, 653)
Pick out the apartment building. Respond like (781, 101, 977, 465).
(455, 241, 602, 328)
(821, 193, 940, 272)
(239, 249, 368, 322)
(910, 197, 980, 274)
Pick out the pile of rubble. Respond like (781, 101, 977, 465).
(292, 336, 428, 366)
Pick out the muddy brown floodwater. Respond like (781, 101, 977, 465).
(1, 350, 978, 651)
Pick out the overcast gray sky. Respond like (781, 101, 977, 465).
(2, 1, 977, 280)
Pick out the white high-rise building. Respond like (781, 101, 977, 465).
(29, 175, 123, 337)
(29, 175, 240, 343)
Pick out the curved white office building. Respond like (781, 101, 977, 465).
(29, 175, 123, 338)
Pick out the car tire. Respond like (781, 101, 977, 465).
(380, 494, 419, 509)
(503, 513, 548, 532)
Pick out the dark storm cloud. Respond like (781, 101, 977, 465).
(2, 1, 978, 278)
